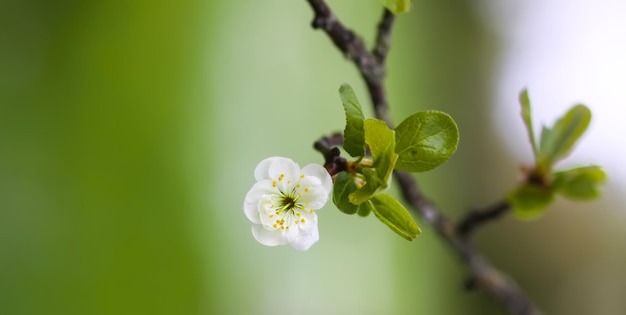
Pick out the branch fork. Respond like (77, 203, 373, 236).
(305, 1, 539, 314)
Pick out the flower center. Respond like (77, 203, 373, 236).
(279, 195, 298, 213)
(276, 184, 305, 213)
(258, 183, 314, 232)
(256, 172, 321, 232)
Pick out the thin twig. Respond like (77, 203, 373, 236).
(394, 172, 536, 315)
(304, 1, 540, 314)
(373, 9, 395, 64)
(457, 200, 512, 238)
(306, 0, 390, 124)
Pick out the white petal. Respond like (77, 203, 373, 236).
(283, 222, 300, 242)
(243, 200, 260, 224)
(251, 224, 287, 247)
(298, 184, 329, 209)
(254, 157, 296, 181)
(254, 157, 276, 181)
(244, 180, 275, 203)
(302, 163, 332, 194)
(258, 196, 281, 227)
(289, 214, 319, 251)
(299, 174, 322, 187)
(267, 157, 300, 181)
(299, 209, 318, 227)
(296, 176, 329, 209)
(244, 181, 276, 224)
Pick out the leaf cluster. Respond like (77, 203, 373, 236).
(509, 89, 606, 219)
(333, 84, 459, 240)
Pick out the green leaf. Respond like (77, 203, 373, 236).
(365, 118, 393, 163)
(364, 118, 397, 183)
(394, 111, 459, 172)
(349, 167, 384, 205)
(357, 202, 372, 217)
(519, 88, 538, 158)
(332, 171, 359, 214)
(369, 194, 420, 240)
(553, 166, 606, 200)
(349, 119, 398, 205)
(382, 0, 411, 14)
(538, 104, 591, 167)
(339, 84, 365, 157)
(508, 184, 555, 220)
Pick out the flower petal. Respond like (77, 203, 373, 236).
(302, 163, 332, 194)
(290, 214, 319, 251)
(255, 157, 298, 181)
(258, 196, 280, 227)
(251, 225, 287, 247)
(297, 177, 329, 209)
(253, 157, 276, 181)
(282, 222, 299, 242)
(244, 180, 275, 203)
(243, 200, 261, 224)
(244, 180, 277, 225)
(267, 157, 300, 182)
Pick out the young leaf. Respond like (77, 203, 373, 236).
(365, 118, 393, 162)
(333, 171, 359, 214)
(394, 111, 459, 172)
(508, 184, 554, 220)
(369, 194, 421, 240)
(364, 118, 397, 183)
(339, 84, 365, 157)
(382, 0, 411, 14)
(538, 104, 591, 167)
(349, 168, 383, 205)
(519, 89, 539, 158)
(553, 166, 606, 200)
(357, 202, 372, 217)
(349, 119, 398, 205)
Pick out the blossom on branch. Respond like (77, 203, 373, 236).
(244, 157, 332, 251)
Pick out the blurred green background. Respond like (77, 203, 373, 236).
(1, 0, 625, 314)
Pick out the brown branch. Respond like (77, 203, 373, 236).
(305, 1, 540, 314)
(306, 0, 391, 124)
(394, 172, 537, 315)
(373, 9, 395, 64)
(457, 200, 512, 238)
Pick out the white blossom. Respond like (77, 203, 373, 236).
(243, 157, 332, 251)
